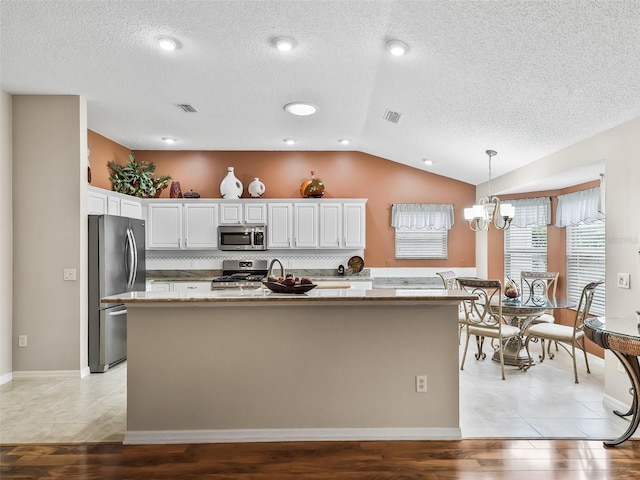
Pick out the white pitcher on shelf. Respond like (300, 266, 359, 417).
(220, 166, 243, 199)
(248, 177, 265, 198)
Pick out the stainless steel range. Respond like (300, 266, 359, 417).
(210, 259, 268, 290)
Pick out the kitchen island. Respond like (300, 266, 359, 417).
(102, 288, 474, 445)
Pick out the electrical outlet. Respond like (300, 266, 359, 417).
(18, 335, 27, 347)
(415, 375, 427, 393)
(63, 269, 77, 281)
(617, 273, 630, 289)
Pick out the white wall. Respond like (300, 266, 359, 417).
(0, 91, 13, 383)
(12, 95, 88, 374)
(487, 116, 640, 407)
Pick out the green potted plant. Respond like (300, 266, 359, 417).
(108, 153, 171, 198)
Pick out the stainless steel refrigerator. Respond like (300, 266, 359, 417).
(88, 214, 146, 373)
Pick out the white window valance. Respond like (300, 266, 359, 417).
(555, 187, 603, 227)
(510, 197, 551, 228)
(391, 204, 454, 230)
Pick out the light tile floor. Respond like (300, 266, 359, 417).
(0, 337, 638, 443)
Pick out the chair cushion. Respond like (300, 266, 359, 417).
(527, 323, 583, 342)
(531, 313, 555, 324)
(468, 324, 520, 338)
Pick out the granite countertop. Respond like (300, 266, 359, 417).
(102, 288, 474, 304)
(146, 269, 372, 283)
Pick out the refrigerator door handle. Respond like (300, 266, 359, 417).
(108, 308, 128, 316)
(125, 228, 136, 289)
(130, 227, 139, 288)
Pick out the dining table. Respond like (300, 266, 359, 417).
(492, 295, 574, 367)
(584, 316, 640, 447)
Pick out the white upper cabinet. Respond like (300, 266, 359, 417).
(244, 202, 267, 224)
(319, 202, 366, 248)
(267, 203, 293, 248)
(343, 202, 366, 248)
(219, 203, 243, 224)
(147, 203, 183, 249)
(319, 203, 342, 248)
(184, 203, 219, 249)
(293, 202, 319, 248)
(88, 188, 108, 215)
(87, 186, 143, 219)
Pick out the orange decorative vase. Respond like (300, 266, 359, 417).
(300, 170, 325, 198)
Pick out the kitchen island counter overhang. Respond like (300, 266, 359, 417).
(102, 288, 475, 445)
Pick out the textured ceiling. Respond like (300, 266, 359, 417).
(1, 0, 637, 189)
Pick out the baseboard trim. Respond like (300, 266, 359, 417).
(0, 372, 13, 385)
(124, 427, 462, 445)
(12, 370, 86, 379)
(603, 393, 632, 413)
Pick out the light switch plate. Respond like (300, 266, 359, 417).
(617, 273, 630, 289)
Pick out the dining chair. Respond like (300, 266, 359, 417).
(457, 278, 522, 380)
(523, 280, 604, 383)
(520, 271, 559, 354)
(437, 271, 467, 344)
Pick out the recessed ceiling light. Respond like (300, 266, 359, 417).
(284, 102, 318, 116)
(155, 35, 179, 51)
(338, 138, 351, 145)
(423, 158, 434, 166)
(386, 39, 409, 56)
(162, 137, 178, 144)
(271, 36, 296, 52)
(283, 138, 296, 145)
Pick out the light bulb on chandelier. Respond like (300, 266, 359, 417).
(464, 150, 515, 231)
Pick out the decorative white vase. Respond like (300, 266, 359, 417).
(220, 167, 243, 199)
(248, 177, 266, 198)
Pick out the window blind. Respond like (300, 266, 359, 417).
(566, 220, 605, 315)
(395, 228, 447, 259)
(504, 225, 548, 286)
(503, 197, 549, 285)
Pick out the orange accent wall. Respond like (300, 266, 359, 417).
(88, 131, 477, 268)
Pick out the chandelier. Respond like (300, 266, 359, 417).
(464, 150, 515, 231)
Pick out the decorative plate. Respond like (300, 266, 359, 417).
(262, 281, 317, 294)
(347, 255, 364, 273)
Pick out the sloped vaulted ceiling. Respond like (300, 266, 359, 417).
(1, 0, 638, 189)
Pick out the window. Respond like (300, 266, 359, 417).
(503, 197, 551, 286)
(566, 220, 605, 315)
(395, 228, 447, 259)
(504, 225, 548, 286)
(391, 204, 453, 259)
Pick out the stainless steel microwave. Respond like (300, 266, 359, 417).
(218, 225, 267, 251)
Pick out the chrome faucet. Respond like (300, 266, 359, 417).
(267, 258, 284, 279)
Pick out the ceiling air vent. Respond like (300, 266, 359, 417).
(383, 109, 403, 124)
(176, 104, 198, 113)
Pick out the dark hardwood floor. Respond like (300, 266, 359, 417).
(2, 439, 640, 479)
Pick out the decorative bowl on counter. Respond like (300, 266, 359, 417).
(262, 281, 317, 294)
